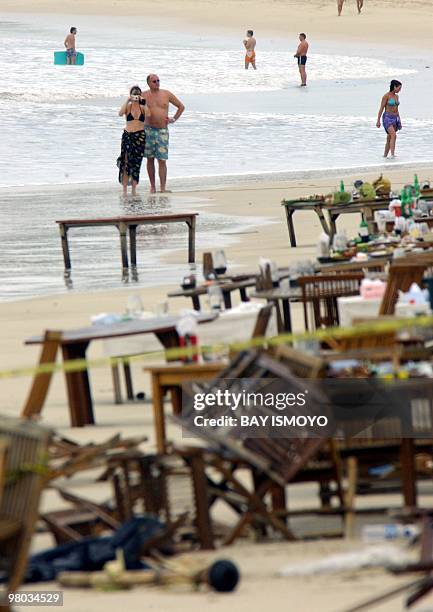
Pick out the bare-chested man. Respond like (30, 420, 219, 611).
(141, 75, 185, 193)
(243, 30, 256, 70)
(64, 27, 77, 65)
(294, 33, 308, 86)
(337, 0, 364, 16)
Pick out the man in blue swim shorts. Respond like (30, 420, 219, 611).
(64, 27, 77, 65)
(142, 74, 185, 193)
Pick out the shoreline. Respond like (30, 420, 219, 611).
(1, 159, 432, 194)
(1, 164, 431, 306)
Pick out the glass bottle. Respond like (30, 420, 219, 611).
(359, 219, 369, 243)
(214, 250, 227, 276)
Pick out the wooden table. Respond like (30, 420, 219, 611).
(146, 363, 225, 452)
(251, 286, 302, 333)
(168, 278, 257, 311)
(25, 314, 215, 428)
(281, 192, 433, 247)
(56, 213, 198, 271)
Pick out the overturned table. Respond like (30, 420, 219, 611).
(56, 213, 198, 271)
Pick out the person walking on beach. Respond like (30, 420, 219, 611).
(243, 30, 256, 70)
(337, 1, 364, 16)
(294, 33, 308, 86)
(64, 27, 77, 64)
(117, 85, 149, 196)
(141, 74, 185, 193)
(376, 79, 402, 159)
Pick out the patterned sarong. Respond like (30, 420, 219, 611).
(117, 130, 146, 184)
(382, 112, 401, 134)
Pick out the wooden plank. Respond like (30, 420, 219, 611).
(55, 213, 199, 225)
(21, 331, 61, 419)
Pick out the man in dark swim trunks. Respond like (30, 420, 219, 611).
(294, 33, 308, 86)
(64, 27, 77, 65)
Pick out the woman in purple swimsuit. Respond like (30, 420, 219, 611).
(376, 79, 402, 158)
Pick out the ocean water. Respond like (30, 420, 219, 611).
(0, 13, 432, 188)
(0, 185, 271, 301)
(0, 12, 432, 301)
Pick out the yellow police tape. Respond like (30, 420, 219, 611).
(1, 314, 433, 381)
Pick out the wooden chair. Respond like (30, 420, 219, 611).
(379, 261, 428, 315)
(271, 345, 326, 378)
(174, 351, 346, 545)
(297, 273, 364, 331)
(0, 417, 51, 607)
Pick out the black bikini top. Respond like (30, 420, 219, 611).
(126, 104, 145, 122)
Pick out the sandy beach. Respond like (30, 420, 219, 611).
(1, 1, 433, 610)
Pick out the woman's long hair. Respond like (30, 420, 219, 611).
(389, 79, 402, 92)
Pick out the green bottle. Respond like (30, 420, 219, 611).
(340, 180, 345, 193)
(401, 188, 408, 218)
(414, 174, 420, 198)
(359, 218, 369, 243)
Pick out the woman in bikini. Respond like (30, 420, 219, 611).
(376, 79, 402, 159)
(117, 85, 150, 196)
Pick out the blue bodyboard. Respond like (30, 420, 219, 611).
(54, 51, 84, 65)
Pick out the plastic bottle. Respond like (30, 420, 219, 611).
(359, 218, 369, 243)
(362, 523, 420, 543)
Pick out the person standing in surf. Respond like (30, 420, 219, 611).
(117, 85, 150, 197)
(64, 27, 77, 65)
(294, 33, 308, 86)
(243, 30, 257, 70)
(376, 79, 402, 159)
(141, 74, 185, 193)
(337, 1, 364, 16)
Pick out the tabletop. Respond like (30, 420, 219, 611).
(25, 313, 216, 345)
(168, 278, 257, 299)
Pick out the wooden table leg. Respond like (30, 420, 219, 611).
(282, 298, 293, 333)
(187, 217, 196, 263)
(118, 222, 129, 270)
(129, 225, 138, 267)
(123, 361, 134, 400)
(400, 438, 417, 508)
(315, 205, 331, 235)
(222, 290, 232, 309)
(169, 387, 183, 416)
(285, 208, 297, 247)
(239, 287, 250, 302)
(111, 363, 122, 404)
(188, 450, 215, 549)
(151, 373, 166, 453)
(192, 295, 201, 311)
(269, 298, 284, 333)
(61, 342, 94, 427)
(59, 223, 71, 270)
(328, 212, 339, 243)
